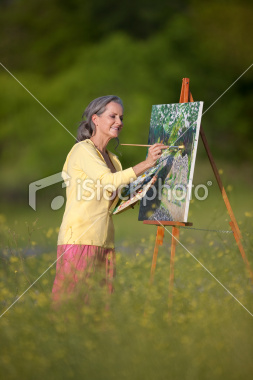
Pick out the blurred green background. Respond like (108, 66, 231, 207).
(1, 1, 253, 380)
(1, 0, 253, 197)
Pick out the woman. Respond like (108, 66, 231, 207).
(52, 95, 166, 303)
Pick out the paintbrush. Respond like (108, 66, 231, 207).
(121, 143, 185, 149)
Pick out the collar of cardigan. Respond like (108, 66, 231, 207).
(84, 138, 121, 167)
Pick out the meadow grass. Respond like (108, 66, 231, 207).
(0, 207, 253, 379)
(1, 161, 253, 379)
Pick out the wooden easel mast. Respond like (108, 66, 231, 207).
(144, 78, 253, 311)
(186, 78, 252, 281)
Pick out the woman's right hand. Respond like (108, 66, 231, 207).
(132, 143, 168, 177)
(145, 143, 168, 168)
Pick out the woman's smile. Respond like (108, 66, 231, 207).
(110, 126, 121, 132)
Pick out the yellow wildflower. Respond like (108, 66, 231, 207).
(46, 228, 54, 238)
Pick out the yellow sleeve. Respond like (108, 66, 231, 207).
(71, 141, 137, 188)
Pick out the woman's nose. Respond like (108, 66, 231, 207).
(116, 117, 123, 126)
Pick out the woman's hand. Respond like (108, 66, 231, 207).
(132, 143, 168, 177)
(145, 143, 167, 168)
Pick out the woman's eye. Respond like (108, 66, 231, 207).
(110, 115, 115, 118)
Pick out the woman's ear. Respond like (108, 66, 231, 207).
(92, 114, 97, 125)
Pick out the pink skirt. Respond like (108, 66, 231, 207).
(52, 244, 116, 303)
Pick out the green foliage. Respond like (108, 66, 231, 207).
(0, 0, 253, 198)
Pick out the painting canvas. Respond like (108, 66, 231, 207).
(138, 101, 203, 222)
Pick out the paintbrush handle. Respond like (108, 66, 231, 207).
(121, 143, 184, 149)
(121, 143, 167, 147)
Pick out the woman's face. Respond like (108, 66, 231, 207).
(92, 101, 123, 140)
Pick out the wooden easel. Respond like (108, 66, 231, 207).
(143, 78, 253, 310)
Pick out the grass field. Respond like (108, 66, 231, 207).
(0, 161, 253, 380)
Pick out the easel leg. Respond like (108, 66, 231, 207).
(230, 221, 253, 283)
(189, 84, 252, 284)
(168, 226, 180, 312)
(150, 226, 164, 284)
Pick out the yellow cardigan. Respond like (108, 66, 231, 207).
(57, 139, 137, 248)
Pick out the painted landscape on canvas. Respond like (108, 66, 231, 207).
(138, 101, 203, 222)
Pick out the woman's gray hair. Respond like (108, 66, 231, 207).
(76, 95, 123, 143)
